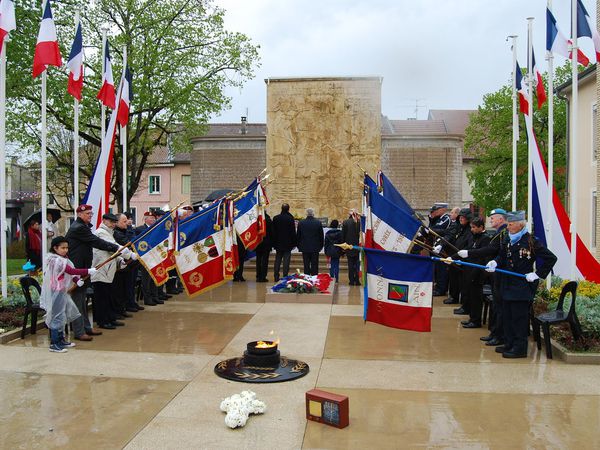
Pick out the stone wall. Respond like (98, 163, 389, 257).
(381, 137, 463, 214)
(190, 138, 266, 203)
(266, 77, 381, 221)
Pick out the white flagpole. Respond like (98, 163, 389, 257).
(0, 38, 7, 298)
(100, 27, 107, 215)
(546, 0, 554, 289)
(527, 18, 534, 230)
(121, 46, 127, 212)
(73, 12, 80, 213)
(41, 71, 48, 270)
(570, 0, 579, 279)
(509, 35, 518, 211)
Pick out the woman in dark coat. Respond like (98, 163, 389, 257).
(324, 220, 343, 282)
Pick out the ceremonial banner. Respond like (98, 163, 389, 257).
(223, 199, 239, 279)
(132, 212, 175, 286)
(363, 248, 433, 332)
(176, 204, 229, 296)
(365, 188, 421, 253)
(361, 173, 378, 234)
(376, 171, 414, 216)
(234, 181, 265, 250)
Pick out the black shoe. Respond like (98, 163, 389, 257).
(239, 277, 246, 282)
(136, 305, 145, 310)
(154, 299, 164, 304)
(480, 335, 494, 342)
(462, 321, 482, 329)
(495, 345, 509, 353)
(453, 308, 467, 315)
(502, 351, 527, 359)
(432, 291, 443, 296)
(443, 298, 458, 304)
(111, 321, 125, 327)
(126, 307, 138, 313)
(144, 302, 157, 306)
(460, 320, 471, 325)
(166, 290, 178, 295)
(121, 312, 133, 318)
(485, 338, 504, 346)
(98, 323, 116, 330)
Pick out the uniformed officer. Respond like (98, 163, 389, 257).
(485, 211, 557, 358)
(429, 202, 450, 296)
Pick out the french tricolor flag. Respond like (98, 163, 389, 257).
(546, 7, 590, 66)
(117, 66, 132, 127)
(66, 22, 84, 100)
(576, 0, 600, 62)
(97, 40, 116, 108)
(515, 61, 529, 115)
(32, 0, 62, 78)
(531, 50, 546, 110)
(0, 0, 16, 51)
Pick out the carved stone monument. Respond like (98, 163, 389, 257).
(266, 77, 381, 221)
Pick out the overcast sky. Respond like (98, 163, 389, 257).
(211, 0, 596, 123)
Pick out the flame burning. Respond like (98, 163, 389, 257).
(255, 330, 280, 348)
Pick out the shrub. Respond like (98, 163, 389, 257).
(6, 240, 26, 259)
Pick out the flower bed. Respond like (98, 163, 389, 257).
(534, 277, 600, 352)
(0, 276, 41, 333)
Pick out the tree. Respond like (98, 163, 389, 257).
(464, 62, 575, 212)
(6, 0, 260, 211)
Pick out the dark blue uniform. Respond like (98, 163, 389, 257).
(430, 213, 451, 295)
(495, 232, 557, 356)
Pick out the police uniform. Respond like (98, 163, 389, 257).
(492, 211, 557, 358)
(429, 203, 450, 295)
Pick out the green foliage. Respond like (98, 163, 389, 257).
(6, 0, 260, 210)
(464, 61, 576, 212)
(6, 240, 25, 259)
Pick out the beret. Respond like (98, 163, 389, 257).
(76, 204, 92, 213)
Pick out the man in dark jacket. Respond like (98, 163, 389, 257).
(135, 211, 162, 305)
(255, 212, 273, 282)
(272, 204, 297, 281)
(450, 208, 473, 315)
(114, 213, 141, 314)
(296, 208, 324, 275)
(65, 204, 127, 341)
(342, 210, 361, 285)
(486, 211, 557, 358)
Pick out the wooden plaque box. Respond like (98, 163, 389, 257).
(305, 389, 349, 429)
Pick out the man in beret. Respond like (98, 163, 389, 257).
(66, 205, 133, 341)
(485, 211, 557, 358)
(458, 208, 508, 346)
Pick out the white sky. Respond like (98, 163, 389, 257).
(211, 0, 596, 123)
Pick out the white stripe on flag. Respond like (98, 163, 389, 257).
(366, 273, 432, 308)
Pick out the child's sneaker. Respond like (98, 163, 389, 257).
(60, 340, 76, 348)
(49, 344, 68, 353)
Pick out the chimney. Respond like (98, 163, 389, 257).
(240, 116, 247, 135)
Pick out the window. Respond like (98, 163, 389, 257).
(149, 175, 161, 194)
(181, 174, 191, 195)
(592, 103, 598, 163)
(149, 206, 163, 216)
(593, 190, 597, 249)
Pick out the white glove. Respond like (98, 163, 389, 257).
(129, 252, 138, 261)
(119, 260, 128, 270)
(121, 247, 132, 259)
(485, 260, 497, 273)
(457, 250, 468, 258)
(442, 257, 453, 265)
(432, 245, 442, 255)
(76, 279, 85, 287)
(526, 272, 539, 282)
(88, 267, 98, 276)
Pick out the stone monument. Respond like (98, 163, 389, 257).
(265, 77, 381, 221)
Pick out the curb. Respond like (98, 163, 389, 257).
(0, 319, 48, 345)
(550, 338, 600, 364)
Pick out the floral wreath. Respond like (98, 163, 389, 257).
(271, 271, 333, 294)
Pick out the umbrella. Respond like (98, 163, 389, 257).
(23, 208, 62, 230)
(192, 189, 235, 207)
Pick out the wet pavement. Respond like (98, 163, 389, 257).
(1, 273, 599, 449)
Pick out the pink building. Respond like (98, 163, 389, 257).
(129, 147, 191, 225)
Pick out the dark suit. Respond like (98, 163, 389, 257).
(255, 213, 273, 281)
(135, 224, 160, 304)
(496, 231, 557, 355)
(342, 217, 361, 285)
(65, 217, 120, 337)
(296, 216, 324, 275)
(272, 211, 297, 280)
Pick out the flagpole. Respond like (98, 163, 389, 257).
(41, 70, 48, 271)
(100, 26, 107, 212)
(509, 35, 518, 211)
(569, 0, 579, 279)
(0, 38, 7, 298)
(546, 0, 554, 290)
(527, 18, 534, 232)
(73, 11, 80, 213)
(121, 45, 127, 212)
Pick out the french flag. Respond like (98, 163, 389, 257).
(532, 50, 546, 110)
(376, 170, 415, 217)
(526, 114, 600, 283)
(546, 7, 590, 66)
(233, 182, 264, 250)
(0, 0, 16, 51)
(515, 61, 529, 115)
(66, 21, 84, 100)
(576, 0, 600, 62)
(363, 248, 434, 332)
(97, 40, 116, 108)
(32, 0, 62, 78)
(117, 66, 132, 127)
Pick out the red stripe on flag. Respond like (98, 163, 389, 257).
(97, 82, 116, 108)
(366, 298, 432, 332)
(32, 41, 62, 78)
(67, 68, 84, 100)
(181, 257, 226, 296)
